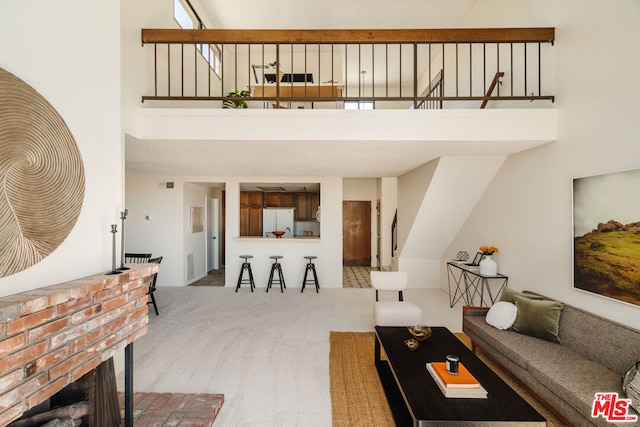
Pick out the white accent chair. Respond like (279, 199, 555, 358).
(371, 271, 422, 326)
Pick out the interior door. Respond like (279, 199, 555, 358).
(343, 201, 371, 266)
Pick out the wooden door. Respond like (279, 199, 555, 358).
(343, 201, 371, 266)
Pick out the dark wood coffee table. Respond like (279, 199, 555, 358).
(375, 326, 546, 426)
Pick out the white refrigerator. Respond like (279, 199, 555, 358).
(263, 208, 295, 237)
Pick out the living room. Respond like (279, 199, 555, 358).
(1, 0, 639, 425)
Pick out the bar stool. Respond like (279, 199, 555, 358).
(235, 255, 255, 292)
(301, 256, 320, 293)
(266, 256, 286, 293)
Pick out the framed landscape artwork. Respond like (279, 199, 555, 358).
(573, 168, 640, 307)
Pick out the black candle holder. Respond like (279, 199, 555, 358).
(106, 224, 122, 275)
(119, 209, 130, 271)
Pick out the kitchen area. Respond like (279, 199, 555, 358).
(232, 182, 329, 290)
(239, 184, 320, 239)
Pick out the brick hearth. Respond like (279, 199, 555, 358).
(119, 392, 224, 426)
(0, 264, 158, 426)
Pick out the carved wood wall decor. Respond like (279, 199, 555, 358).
(0, 68, 85, 277)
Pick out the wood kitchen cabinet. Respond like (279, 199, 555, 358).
(240, 191, 263, 236)
(264, 192, 295, 207)
(294, 193, 320, 220)
(294, 193, 309, 220)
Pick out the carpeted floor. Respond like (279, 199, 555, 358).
(329, 331, 567, 427)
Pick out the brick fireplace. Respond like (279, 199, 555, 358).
(0, 264, 157, 425)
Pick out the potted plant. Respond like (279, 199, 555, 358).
(223, 89, 250, 108)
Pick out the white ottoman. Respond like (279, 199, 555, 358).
(374, 301, 422, 326)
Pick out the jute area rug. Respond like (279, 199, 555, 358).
(329, 331, 566, 427)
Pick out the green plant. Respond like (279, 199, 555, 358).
(223, 89, 250, 108)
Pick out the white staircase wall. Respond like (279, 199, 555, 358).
(396, 156, 506, 287)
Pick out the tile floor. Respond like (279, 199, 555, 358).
(190, 266, 375, 288)
(342, 265, 376, 288)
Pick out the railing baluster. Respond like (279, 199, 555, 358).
(385, 44, 389, 98)
(153, 44, 158, 98)
(483, 43, 486, 99)
(538, 42, 542, 98)
(510, 43, 514, 97)
(413, 43, 417, 109)
(456, 43, 460, 98)
(524, 43, 528, 97)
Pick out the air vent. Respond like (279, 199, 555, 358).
(187, 253, 194, 281)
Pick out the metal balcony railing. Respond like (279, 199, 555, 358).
(141, 28, 555, 109)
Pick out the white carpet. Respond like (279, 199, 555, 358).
(117, 286, 462, 426)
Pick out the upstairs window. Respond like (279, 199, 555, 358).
(174, 0, 197, 29)
(174, 0, 222, 78)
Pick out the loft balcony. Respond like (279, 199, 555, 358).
(140, 27, 555, 110)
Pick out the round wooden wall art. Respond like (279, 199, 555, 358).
(0, 68, 85, 277)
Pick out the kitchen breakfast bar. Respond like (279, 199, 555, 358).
(231, 236, 325, 291)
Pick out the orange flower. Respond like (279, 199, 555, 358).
(480, 246, 499, 255)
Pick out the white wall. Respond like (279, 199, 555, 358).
(0, 1, 122, 296)
(125, 175, 185, 286)
(343, 178, 378, 267)
(442, 0, 640, 328)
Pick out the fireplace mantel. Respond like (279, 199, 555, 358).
(0, 264, 157, 425)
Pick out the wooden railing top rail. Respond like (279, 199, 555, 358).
(141, 27, 555, 45)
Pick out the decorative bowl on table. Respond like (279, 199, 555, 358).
(271, 231, 286, 238)
(404, 338, 420, 351)
(408, 324, 432, 341)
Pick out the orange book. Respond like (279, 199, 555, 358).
(429, 362, 480, 388)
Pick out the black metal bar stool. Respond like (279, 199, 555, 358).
(235, 255, 255, 292)
(301, 256, 320, 293)
(266, 256, 286, 293)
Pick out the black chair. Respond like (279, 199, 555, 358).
(125, 253, 152, 264)
(147, 256, 162, 315)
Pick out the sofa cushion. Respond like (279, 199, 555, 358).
(499, 287, 543, 304)
(557, 304, 640, 376)
(527, 355, 624, 424)
(464, 315, 570, 370)
(513, 295, 563, 343)
(485, 301, 517, 330)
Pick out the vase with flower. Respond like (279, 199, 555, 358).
(479, 246, 499, 276)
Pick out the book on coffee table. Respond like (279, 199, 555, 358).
(426, 362, 487, 399)
(429, 362, 480, 388)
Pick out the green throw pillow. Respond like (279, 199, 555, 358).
(512, 295, 564, 344)
(499, 287, 543, 304)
